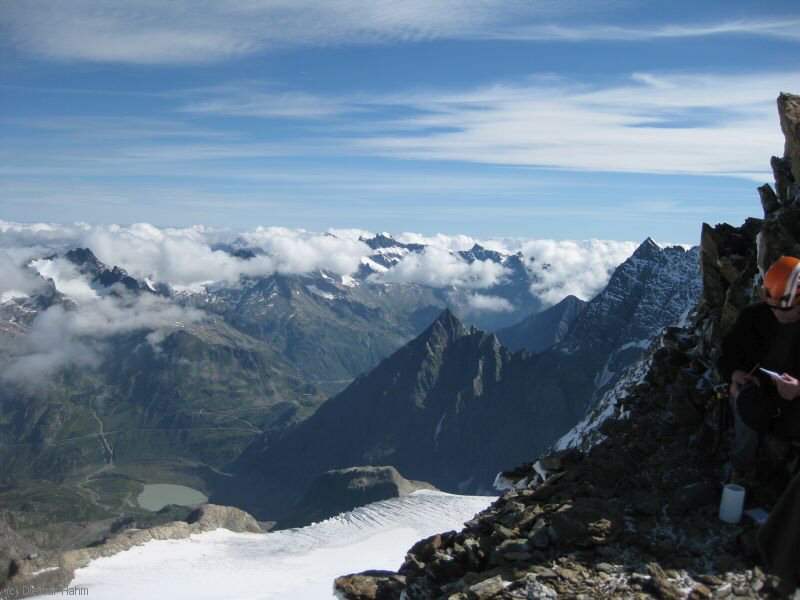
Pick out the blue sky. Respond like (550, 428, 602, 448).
(1, 0, 799, 243)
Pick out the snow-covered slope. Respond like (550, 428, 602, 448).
(554, 339, 655, 452)
(67, 491, 494, 600)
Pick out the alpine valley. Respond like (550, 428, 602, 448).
(0, 227, 698, 581)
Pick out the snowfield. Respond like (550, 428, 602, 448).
(67, 491, 495, 600)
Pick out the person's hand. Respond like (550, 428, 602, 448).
(776, 373, 800, 401)
(730, 369, 759, 397)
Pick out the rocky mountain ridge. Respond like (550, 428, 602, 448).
(333, 91, 800, 600)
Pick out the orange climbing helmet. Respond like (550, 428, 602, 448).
(764, 256, 800, 308)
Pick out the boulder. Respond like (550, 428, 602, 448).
(466, 574, 505, 599)
(333, 571, 402, 600)
(548, 498, 623, 547)
(280, 466, 436, 528)
(186, 503, 262, 534)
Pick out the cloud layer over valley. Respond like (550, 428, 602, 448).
(3, 294, 204, 384)
(1, 221, 642, 382)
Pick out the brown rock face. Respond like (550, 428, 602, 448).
(778, 92, 800, 184)
(759, 92, 800, 270)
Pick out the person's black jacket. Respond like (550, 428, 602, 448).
(719, 302, 800, 389)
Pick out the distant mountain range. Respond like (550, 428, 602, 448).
(216, 238, 701, 524)
(0, 232, 698, 550)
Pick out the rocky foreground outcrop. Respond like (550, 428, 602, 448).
(334, 93, 800, 599)
(1, 504, 261, 596)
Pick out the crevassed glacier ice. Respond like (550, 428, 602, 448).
(69, 490, 495, 600)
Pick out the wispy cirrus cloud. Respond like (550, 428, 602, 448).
(0, 0, 582, 64)
(489, 18, 800, 43)
(3, 116, 241, 141)
(2, 1, 797, 65)
(2, 70, 793, 195)
(181, 87, 363, 120)
(348, 70, 797, 180)
(145, 68, 794, 180)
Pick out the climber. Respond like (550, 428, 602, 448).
(757, 466, 800, 590)
(719, 255, 800, 473)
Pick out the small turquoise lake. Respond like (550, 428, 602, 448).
(137, 484, 208, 512)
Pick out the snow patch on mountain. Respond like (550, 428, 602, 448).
(307, 284, 336, 300)
(360, 257, 388, 273)
(30, 258, 98, 301)
(555, 343, 653, 452)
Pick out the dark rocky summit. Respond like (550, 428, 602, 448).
(334, 93, 800, 599)
(64, 247, 165, 295)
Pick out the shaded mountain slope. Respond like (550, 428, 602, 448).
(495, 295, 585, 353)
(219, 309, 591, 521)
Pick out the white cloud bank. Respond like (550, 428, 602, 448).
(239, 227, 369, 276)
(1, 221, 371, 381)
(367, 232, 639, 305)
(466, 294, 514, 313)
(1, 221, 370, 292)
(2, 222, 638, 305)
(369, 246, 509, 289)
(3, 1, 797, 64)
(521, 239, 639, 305)
(0, 249, 50, 300)
(1, 222, 641, 377)
(3, 292, 204, 384)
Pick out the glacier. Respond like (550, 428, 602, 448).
(65, 491, 494, 600)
